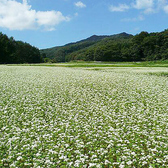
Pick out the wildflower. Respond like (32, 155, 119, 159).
(17, 156, 22, 160)
(127, 161, 132, 165)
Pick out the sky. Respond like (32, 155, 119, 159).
(0, 0, 168, 49)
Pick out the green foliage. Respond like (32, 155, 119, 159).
(41, 32, 133, 62)
(2, 29, 168, 64)
(0, 32, 43, 64)
(41, 29, 168, 62)
(44, 58, 52, 63)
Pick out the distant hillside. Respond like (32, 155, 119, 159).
(2, 29, 168, 64)
(41, 29, 168, 62)
(40, 32, 133, 62)
(64, 35, 109, 46)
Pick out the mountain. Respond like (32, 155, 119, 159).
(64, 35, 109, 46)
(2, 29, 168, 64)
(40, 32, 133, 62)
(41, 29, 168, 62)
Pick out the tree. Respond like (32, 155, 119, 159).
(0, 32, 43, 64)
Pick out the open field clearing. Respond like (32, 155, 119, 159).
(7, 60, 168, 68)
(0, 66, 168, 167)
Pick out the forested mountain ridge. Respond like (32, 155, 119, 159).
(0, 32, 43, 64)
(41, 32, 133, 62)
(41, 29, 168, 62)
(1, 29, 168, 64)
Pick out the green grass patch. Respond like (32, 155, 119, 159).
(4, 60, 168, 68)
(147, 72, 168, 77)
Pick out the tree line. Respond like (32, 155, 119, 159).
(0, 32, 43, 64)
(1, 29, 168, 64)
(41, 29, 168, 62)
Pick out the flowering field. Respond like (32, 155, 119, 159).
(0, 66, 168, 168)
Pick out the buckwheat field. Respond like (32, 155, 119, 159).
(0, 66, 168, 168)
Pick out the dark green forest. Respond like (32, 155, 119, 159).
(1, 29, 168, 64)
(0, 32, 42, 64)
(41, 29, 168, 62)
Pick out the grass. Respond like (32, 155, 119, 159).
(147, 72, 168, 77)
(5, 60, 168, 68)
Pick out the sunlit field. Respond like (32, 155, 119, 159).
(0, 65, 168, 167)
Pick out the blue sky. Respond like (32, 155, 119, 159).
(0, 0, 168, 49)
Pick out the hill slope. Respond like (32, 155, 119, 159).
(40, 32, 133, 62)
(41, 29, 168, 62)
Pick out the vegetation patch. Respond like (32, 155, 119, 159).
(41, 30, 168, 63)
(147, 72, 168, 77)
(0, 66, 167, 167)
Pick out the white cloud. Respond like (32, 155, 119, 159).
(74, 12, 79, 17)
(163, 5, 168, 13)
(133, 0, 154, 9)
(158, 0, 168, 13)
(133, 0, 168, 14)
(109, 0, 168, 15)
(157, 0, 167, 7)
(74, 1, 86, 8)
(121, 15, 144, 22)
(36, 11, 70, 30)
(143, 8, 156, 14)
(0, 0, 70, 31)
(109, 4, 130, 12)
